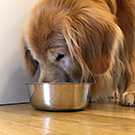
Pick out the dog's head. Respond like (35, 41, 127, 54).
(23, 0, 123, 82)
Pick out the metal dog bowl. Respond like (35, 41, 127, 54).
(27, 83, 92, 111)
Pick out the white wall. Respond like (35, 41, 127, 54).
(0, 0, 37, 104)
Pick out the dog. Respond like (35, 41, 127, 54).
(23, 0, 135, 106)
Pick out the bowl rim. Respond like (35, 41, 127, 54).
(25, 82, 94, 85)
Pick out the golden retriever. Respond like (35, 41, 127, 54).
(23, 0, 135, 106)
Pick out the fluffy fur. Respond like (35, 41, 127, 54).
(23, 0, 135, 106)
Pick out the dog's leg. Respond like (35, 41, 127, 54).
(121, 58, 135, 106)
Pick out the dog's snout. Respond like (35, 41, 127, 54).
(40, 76, 73, 83)
(38, 70, 72, 83)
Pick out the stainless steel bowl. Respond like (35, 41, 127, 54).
(27, 83, 92, 111)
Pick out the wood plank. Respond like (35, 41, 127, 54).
(0, 104, 135, 135)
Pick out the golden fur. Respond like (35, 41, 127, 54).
(23, 0, 135, 105)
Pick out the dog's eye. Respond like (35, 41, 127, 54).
(56, 53, 65, 61)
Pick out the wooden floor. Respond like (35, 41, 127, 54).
(0, 103, 135, 135)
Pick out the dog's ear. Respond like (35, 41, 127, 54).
(87, 25, 123, 75)
(63, 10, 123, 78)
(22, 37, 38, 77)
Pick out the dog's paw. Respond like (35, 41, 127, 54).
(121, 91, 135, 106)
(111, 90, 120, 103)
